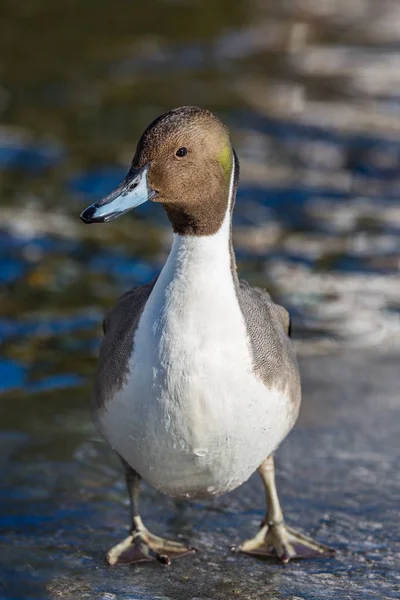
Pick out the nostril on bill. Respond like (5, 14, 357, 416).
(128, 179, 139, 191)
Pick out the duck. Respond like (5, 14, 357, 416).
(80, 106, 334, 566)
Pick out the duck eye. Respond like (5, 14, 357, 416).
(175, 147, 188, 158)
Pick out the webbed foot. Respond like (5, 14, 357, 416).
(107, 526, 196, 566)
(237, 520, 335, 564)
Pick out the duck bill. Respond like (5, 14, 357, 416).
(80, 164, 156, 224)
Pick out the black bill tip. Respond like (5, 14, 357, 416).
(80, 207, 96, 224)
(80, 206, 109, 224)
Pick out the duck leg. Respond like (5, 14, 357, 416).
(107, 458, 196, 566)
(237, 456, 334, 564)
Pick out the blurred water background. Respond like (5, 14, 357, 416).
(0, 1, 399, 599)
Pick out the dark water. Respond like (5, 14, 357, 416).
(0, 1, 399, 598)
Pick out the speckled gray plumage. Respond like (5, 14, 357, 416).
(237, 280, 300, 421)
(91, 278, 157, 417)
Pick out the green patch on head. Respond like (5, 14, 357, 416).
(218, 142, 232, 181)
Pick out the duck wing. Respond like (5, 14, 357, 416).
(92, 278, 158, 414)
(237, 279, 301, 416)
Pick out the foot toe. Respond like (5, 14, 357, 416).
(238, 523, 334, 564)
(106, 531, 196, 566)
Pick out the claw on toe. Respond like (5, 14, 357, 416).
(106, 529, 196, 566)
(237, 522, 335, 564)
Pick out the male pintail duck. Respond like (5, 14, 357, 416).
(81, 106, 334, 566)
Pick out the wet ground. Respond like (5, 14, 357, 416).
(2, 348, 399, 600)
(0, 0, 399, 598)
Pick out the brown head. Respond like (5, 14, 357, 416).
(80, 106, 237, 236)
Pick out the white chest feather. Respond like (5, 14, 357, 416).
(99, 171, 292, 498)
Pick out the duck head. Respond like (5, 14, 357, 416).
(80, 106, 237, 236)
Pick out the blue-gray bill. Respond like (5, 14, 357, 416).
(80, 164, 156, 224)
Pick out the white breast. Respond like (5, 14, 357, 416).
(99, 166, 293, 498)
